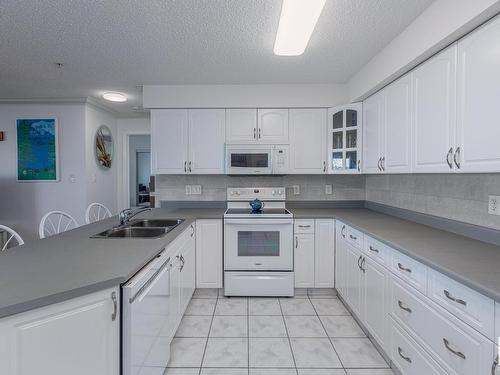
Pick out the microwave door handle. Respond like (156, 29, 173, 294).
(128, 258, 171, 304)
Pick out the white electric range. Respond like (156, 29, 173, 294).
(223, 187, 294, 297)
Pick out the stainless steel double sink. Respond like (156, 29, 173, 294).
(92, 219, 185, 239)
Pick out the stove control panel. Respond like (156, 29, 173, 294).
(227, 187, 286, 201)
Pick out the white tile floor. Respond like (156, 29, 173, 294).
(166, 289, 394, 375)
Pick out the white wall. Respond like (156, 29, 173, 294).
(348, 0, 500, 101)
(0, 103, 87, 242)
(143, 84, 348, 108)
(128, 135, 150, 207)
(116, 116, 150, 211)
(85, 105, 118, 214)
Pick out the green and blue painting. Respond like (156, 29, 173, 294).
(17, 119, 58, 181)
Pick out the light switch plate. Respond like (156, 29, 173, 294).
(293, 185, 300, 195)
(489, 195, 500, 215)
(185, 185, 192, 195)
(325, 184, 333, 195)
(191, 185, 202, 195)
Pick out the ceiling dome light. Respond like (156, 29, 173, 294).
(273, 0, 326, 56)
(102, 92, 127, 102)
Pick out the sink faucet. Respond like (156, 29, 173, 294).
(118, 207, 152, 226)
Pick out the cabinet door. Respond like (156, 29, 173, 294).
(363, 92, 384, 173)
(294, 233, 315, 288)
(335, 222, 347, 298)
(314, 219, 335, 288)
(151, 109, 188, 174)
(225, 108, 257, 143)
(180, 225, 196, 313)
(384, 74, 412, 173)
(196, 219, 223, 288)
(258, 108, 289, 143)
(289, 108, 327, 174)
(413, 45, 457, 173)
(0, 288, 119, 375)
(170, 253, 183, 332)
(456, 15, 500, 172)
(363, 258, 388, 351)
(344, 244, 363, 317)
(188, 109, 225, 174)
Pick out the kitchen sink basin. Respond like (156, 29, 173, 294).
(129, 219, 184, 228)
(92, 227, 168, 238)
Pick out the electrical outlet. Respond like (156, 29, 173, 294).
(489, 195, 500, 215)
(293, 185, 300, 195)
(325, 184, 333, 195)
(185, 185, 192, 195)
(191, 185, 202, 195)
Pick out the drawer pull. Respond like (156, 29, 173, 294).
(298, 225, 311, 228)
(398, 347, 412, 363)
(443, 338, 466, 360)
(443, 290, 467, 306)
(398, 300, 412, 313)
(369, 245, 379, 253)
(397, 263, 412, 273)
(492, 354, 499, 375)
(350, 234, 357, 240)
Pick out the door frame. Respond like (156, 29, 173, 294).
(121, 131, 150, 211)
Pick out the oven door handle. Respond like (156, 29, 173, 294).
(224, 219, 293, 225)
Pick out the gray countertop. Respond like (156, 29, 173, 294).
(291, 207, 500, 302)
(1, 205, 499, 319)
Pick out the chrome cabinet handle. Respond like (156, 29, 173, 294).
(369, 245, 379, 253)
(253, 128, 257, 139)
(443, 338, 466, 360)
(111, 291, 117, 321)
(258, 128, 262, 139)
(453, 147, 461, 169)
(361, 257, 366, 273)
(349, 234, 357, 240)
(341, 225, 346, 238)
(357, 160, 361, 172)
(357, 255, 363, 271)
(446, 147, 453, 169)
(179, 255, 185, 271)
(295, 236, 298, 248)
(188, 161, 192, 172)
(298, 225, 311, 228)
(381, 156, 385, 171)
(397, 263, 412, 273)
(184, 161, 187, 173)
(190, 224, 195, 237)
(398, 347, 412, 363)
(492, 354, 498, 375)
(398, 300, 412, 313)
(323, 161, 326, 172)
(377, 157, 382, 171)
(443, 290, 466, 306)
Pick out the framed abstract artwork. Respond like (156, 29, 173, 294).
(16, 118, 59, 182)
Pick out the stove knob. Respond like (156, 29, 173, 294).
(278, 190, 283, 195)
(236, 190, 240, 195)
(230, 190, 235, 195)
(272, 190, 276, 195)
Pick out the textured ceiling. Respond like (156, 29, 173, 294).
(0, 0, 434, 112)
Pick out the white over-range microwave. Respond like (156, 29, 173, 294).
(225, 144, 289, 175)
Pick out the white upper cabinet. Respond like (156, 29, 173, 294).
(225, 108, 258, 143)
(151, 109, 189, 174)
(289, 108, 327, 174)
(257, 108, 289, 143)
(412, 45, 457, 173)
(189, 109, 225, 174)
(456, 15, 500, 172)
(384, 74, 412, 173)
(151, 109, 225, 174)
(328, 103, 363, 174)
(363, 92, 385, 173)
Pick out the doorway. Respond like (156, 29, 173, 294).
(128, 135, 151, 208)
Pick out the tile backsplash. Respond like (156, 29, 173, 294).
(155, 174, 365, 202)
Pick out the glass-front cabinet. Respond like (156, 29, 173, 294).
(328, 103, 363, 173)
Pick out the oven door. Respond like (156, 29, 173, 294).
(225, 146, 273, 174)
(224, 218, 293, 270)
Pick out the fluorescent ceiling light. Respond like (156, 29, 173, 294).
(102, 92, 127, 102)
(274, 0, 326, 56)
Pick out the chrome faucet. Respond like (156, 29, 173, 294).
(118, 207, 152, 226)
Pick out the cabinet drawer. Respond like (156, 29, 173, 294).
(294, 219, 315, 233)
(428, 269, 494, 340)
(391, 250, 427, 294)
(390, 276, 494, 375)
(346, 226, 363, 249)
(390, 317, 447, 375)
(363, 235, 390, 265)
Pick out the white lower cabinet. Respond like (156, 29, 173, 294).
(294, 219, 334, 288)
(0, 288, 120, 375)
(195, 219, 223, 288)
(179, 223, 196, 313)
(344, 243, 363, 318)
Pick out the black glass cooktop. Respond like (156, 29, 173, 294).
(225, 208, 291, 215)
